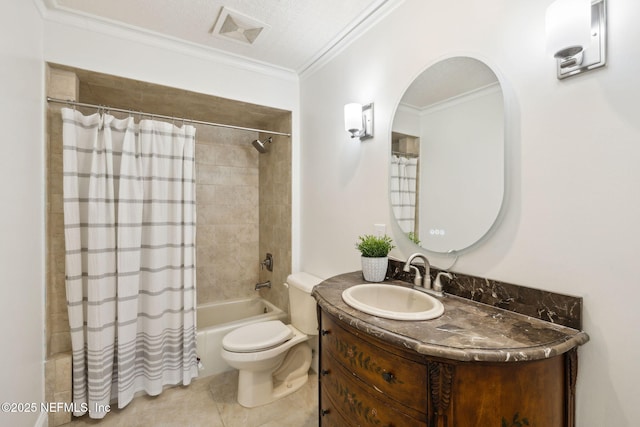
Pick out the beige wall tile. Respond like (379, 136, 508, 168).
(45, 359, 55, 403)
(55, 354, 71, 393)
(47, 67, 79, 100)
(257, 113, 292, 313)
(50, 390, 72, 426)
(49, 332, 71, 355)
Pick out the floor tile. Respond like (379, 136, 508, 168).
(66, 370, 318, 427)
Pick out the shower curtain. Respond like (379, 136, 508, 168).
(62, 108, 198, 419)
(390, 155, 418, 234)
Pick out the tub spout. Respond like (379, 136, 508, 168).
(255, 281, 271, 291)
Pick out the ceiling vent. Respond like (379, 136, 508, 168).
(211, 7, 269, 45)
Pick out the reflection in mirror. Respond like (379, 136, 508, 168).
(391, 57, 504, 253)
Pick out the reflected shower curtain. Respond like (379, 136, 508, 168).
(62, 108, 198, 419)
(390, 155, 418, 234)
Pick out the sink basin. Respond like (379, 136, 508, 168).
(342, 284, 444, 321)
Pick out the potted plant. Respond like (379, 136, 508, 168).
(355, 234, 395, 282)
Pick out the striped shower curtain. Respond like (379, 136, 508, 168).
(62, 108, 198, 419)
(390, 155, 418, 234)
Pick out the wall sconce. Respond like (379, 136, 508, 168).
(344, 103, 374, 140)
(546, 0, 606, 79)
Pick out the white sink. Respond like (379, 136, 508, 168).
(342, 284, 444, 321)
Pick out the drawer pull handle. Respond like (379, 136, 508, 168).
(381, 371, 396, 383)
(321, 329, 331, 336)
(321, 409, 330, 416)
(321, 369, 330, 376)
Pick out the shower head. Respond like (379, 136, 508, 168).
(252, 137, 272, 153)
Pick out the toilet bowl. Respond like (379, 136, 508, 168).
(220, 272, 322, 408)
(221, 320, 311, 407)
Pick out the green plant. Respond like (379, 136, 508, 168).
(407, 231, 421, 245)
(355, 235, 395, 258)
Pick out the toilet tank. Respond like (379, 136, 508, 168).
(287, 272, 323, 335)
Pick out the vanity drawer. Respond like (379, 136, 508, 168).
(320, 388, 355, 427)
(321, 351, 425, 427)
(320, 311, 428, 414)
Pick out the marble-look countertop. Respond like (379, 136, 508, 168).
(312, 271, 589, 363)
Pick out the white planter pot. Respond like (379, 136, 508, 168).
(361, 256, 388, 282)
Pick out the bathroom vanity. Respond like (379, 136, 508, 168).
(312, 272, 589, 427)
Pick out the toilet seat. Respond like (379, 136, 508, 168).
(222, 320, 293, 353)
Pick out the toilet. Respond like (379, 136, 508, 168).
(221, 272, 322, 408)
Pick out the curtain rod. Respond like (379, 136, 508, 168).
(46, 97, 291, 137)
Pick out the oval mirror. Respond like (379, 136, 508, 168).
(391, 57, 504, 253)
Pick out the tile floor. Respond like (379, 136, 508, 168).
(66, 371, 318, 427)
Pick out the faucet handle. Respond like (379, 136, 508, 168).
(407, 265, 423, 287)
(433, 272, 453, 292)
(410, 265, 422, 279)
(260, 253, 273, 272)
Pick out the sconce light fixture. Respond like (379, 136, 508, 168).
(546, 0, 606, 79)
(344, 103, 374, 140)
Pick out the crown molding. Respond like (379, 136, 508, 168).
(298, 0, 406, 79)
(34, 0, 299, 83)
(34, 0, 404, 81)
(418, 83, 502, 115)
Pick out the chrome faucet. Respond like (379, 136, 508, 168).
(255, 281, 271, 291)
(403, 253, 436, 295)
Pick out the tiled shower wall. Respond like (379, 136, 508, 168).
(257, 115, 293, 313)
(45, 65, 292, 424)
(45, 67, 77, 427)
(46, 67, 76, 358)
(195, 124, 262, 303)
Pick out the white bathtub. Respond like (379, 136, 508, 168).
(196, 297, 287, 378)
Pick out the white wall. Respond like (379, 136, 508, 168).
(0, 1, 45, 426)
(300, 0, 640, 425)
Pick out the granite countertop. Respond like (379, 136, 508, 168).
(312, 271, 590, 363)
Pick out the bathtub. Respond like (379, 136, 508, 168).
(196, 297, 287, 378)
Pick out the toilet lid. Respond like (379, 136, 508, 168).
(222, 320, 293, 353)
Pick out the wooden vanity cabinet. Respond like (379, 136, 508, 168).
(318, 308, 576, 427)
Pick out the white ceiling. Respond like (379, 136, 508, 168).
(401, 57, 500, 110)
(46, 0, 398, 74)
